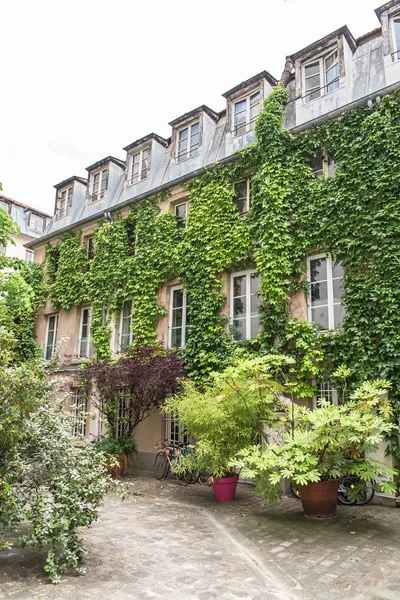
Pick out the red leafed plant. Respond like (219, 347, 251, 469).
(81, 345, 185, 437)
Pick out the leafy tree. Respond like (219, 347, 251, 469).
(82, 345, 184, 437)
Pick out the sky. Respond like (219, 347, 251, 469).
(0, 0, 382, 215)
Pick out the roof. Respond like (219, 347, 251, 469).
(123, 133, 169, 153)
(222, 71, 278, 99)
(54, 175, 87, 189)
(356, 27, 382, 45)
(288, 25, 357, 61)
(375, 0, 400, 20)
(168, 105, 220, 127)
(86, 156, 126, 172)
(0, 194, 52, 218)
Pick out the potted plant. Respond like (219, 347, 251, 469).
(234, 380, 397, 518)
(163, 355, 292, 502)
(94, 436, 137, 478)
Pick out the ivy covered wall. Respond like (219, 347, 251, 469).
(41, 87, 400, 404)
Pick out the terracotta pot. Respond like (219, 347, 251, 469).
(297, 479, 339, 519)
(108, 454, 126, 479)
(212, 474, 239, 503)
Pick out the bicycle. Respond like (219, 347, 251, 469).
(153, 440, 194, 486)
(291, 476, 375, 506)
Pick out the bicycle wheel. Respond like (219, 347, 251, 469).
(290, 482, 301, 499)
(337, 477, 357, 505)
(153, 451, 168, 480)
(354, 480, 375, 506)
(197, 469, 212, 486)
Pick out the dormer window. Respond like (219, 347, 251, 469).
(177, 122, 200, 161)
(89, 169, 108, 203)
(304, 49, 339, 103)
(392, 16, 400, 60)
(129, 148, 149, 184)
(28, 213, 45, 233)
(233, 92, 261, 136)
(56, 186, 73, 219)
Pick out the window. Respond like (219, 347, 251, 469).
(45, 314, 59, 359)
(233, 180, 251, 214)
(177, 122, 200, 161)
(233, 91, 261, 136)
(25, 250, 34, 263)
(71, 389, 87, 437)
(0, 200, 9, 213)
(175, 202, 187, 228)
(120, 299, 133, 351)
(56, 187, 73, 219)
(90, 169, 108, 202)
(79, 307, 92, 358)
(313, 381, 338, 409)
(130, 148, 149, 184)
(392, 16, 400, 60)
(169, 287, 190, 348)
(304, 49, 339, 103)
(28, 213, 45, 233)
(310, 151, 336, 178)
(231, 271, 261, 340)
(164, 412, 188, 444)
(87, 237, 95, 260)
(308, 254, 344, 331)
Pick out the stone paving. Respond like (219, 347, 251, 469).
(1, 473, 400, 600)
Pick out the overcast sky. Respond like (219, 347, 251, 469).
(1, 0, 382, 215)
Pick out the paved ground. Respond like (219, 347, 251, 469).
(1, 474, 400, 600)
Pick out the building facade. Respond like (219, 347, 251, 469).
(27, 0, 400, 473)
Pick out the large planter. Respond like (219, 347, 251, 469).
(297, 479, 339, 519)
(108, 454, 126, 479)
(212, 474, 239, 503)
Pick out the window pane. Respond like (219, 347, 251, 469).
(175, 203, 187, 228)
(234, 181, 247, 213)
(250, 315, 261, 339)
(311, 281, 328, 306)
(395, 19, 400, 55)
(311, 306, 329, 330)
(250, 93, 261, 123)
(123, 299, 132, 318)
(173, 289, 183, 309)
(191, 123, 199, 135)
(306, 88, 321, 102)
(233, 275, 246, 297)
(171, 327, 182, 347)
(333, 278, 343, 303)
(334, 303, 345, 329)
(232, 318, 245, 341)
(251, 293, 261, 316)
(234, 297, 246, 318)
(310, 258, 327, 282)
(234, 100, 247, 134)
(172, 308, 183, 328)
(305, 62, 320, 77)
(250, 273, 260, 295)
(332, 262, 344, 279)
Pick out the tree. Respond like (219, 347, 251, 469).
(82, 345, 184, 437)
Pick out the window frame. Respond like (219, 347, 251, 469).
(233, 179, 251, 214)
(176, 122, 200, 162)
(129, 147, 150, 185)
(302, 48, 340, 104)
(45, 313, 59, 360)
(89, 168, 108, 203)
(174, 202, 188, 228)
(56, 186, 73, 219)
(87, 236, 95, 260)
(28, 212, 45, 233)
(232, 91, 261, 137)
(391, 15, 400, 60)
(25, 250, 34, 263)
(78, 307, 92, 358)
(164, 411, 188, 444)
(168, 286, 189, 348)
(230, 270, 261, 340)
(119, 299, 134, 352)
(312, 381, 338, 410)
(71, 388, 88, 437)
(307, 253, 344, 331)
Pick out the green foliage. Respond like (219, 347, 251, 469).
(45, 232, 88, 309)
(94, 435, 137, 456)
(234, 380, 397, 502)
(162, 354, 292, 478)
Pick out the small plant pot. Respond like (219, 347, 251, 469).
(212, 474, 239, 503)
(297, 479, 340, 519)
(108, 454, 126, 479)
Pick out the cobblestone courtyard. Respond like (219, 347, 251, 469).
(1, 474, 400, 600)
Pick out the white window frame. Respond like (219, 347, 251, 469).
(119, 299, 134, 352)
(177, 122, 200, 161)
(87, 236, 95, 260)
(232, 91, 261, 136)
(56, 186, 73, 219)
(45, 313, 59, 360)
(71, 388, 87, 437)
(230, 270, 261, 340)
(174, 202, 188, 228)
(168, 286, 189, 348)
(391, 15, 400, 61)
(303, 48, 339, 104)
(312, 381, 338, 410)
(164, 411, 188, 444)
(78, 307, 92, 358)
(25, 250, 34, 263)
(28, 213, 45, 233)
(307, 253, 344, 331)
(129, 147, 150, 184)
(89, 169, 108, 203)
(233, 179, 251, 214)
(0, 200, 10, 213)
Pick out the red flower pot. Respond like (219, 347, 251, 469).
(297, 479, 339, 519)
(212, 474, 239, 503)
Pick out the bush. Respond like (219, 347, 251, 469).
(94, 435, 137, 456)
